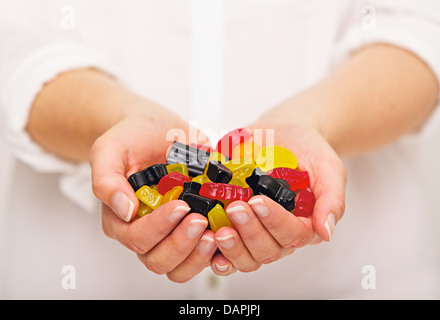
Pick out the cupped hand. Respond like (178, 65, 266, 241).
(210, 120, 347, 276)
(90, 110, 217, 282)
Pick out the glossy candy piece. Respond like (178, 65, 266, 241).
(128, 164, 168, 191)
(205, 160, 233, 184)
(166, 163, 189, 178)
(246, 168, 296, 211)
(180, 193, 217, 217)
(208, 151, 228, 163)
(161, 185, 184, 204)
(200, 182, 252, 202)
(178, 181, 202, 200)
(231, 141, 261, 161)
(216, 128, 253, 159)
(228, 177, 249, 188)
(255, 146, 298, 172)
(166, 141, 210, 177)
(268, 167, 310, 191)
(157, 171, 189, 195)
(293, 188, 315, 217)
(207, 204, 233, 232)
(135, 185, 163, 210)
(191, 174, 211, 185)
(137, 201, 154, 217)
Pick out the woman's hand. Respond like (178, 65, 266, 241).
(210, 120, 347, 276)
(89, 110, 219, 282)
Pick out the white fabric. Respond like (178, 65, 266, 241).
(0, 0, 440, 299)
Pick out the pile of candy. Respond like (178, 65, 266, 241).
(127, 129, 315, 231)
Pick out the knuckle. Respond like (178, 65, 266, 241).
(142, 256, 169, 275)
(255, 250, 282, 265)
(281, 236, 306, 249)
(239, 263, 261, 273)
(166, 273, 192, 284)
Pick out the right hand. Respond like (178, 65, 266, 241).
(90, 110, 218, 282)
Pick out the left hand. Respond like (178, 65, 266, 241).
(209, 119, 347, 275)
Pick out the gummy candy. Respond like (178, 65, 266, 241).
(135, 185, 163, 211)
(268, 167, 310, 191)
(207, 204, 233, 232)
(157, 171, 189, 195)
(293, 188, 315, 217)
(255, 146, 298, 172)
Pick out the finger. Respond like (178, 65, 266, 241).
(214, 227, 261, 273)
(225, 201, 283, 264)
(211, 252, 236, 276)
(247, 195, 319, 248)
(166, 230, 217, 283)
(102, 200, 191, 254)
(138, 213, 208, 275)
(90, 136, 139, 222)
(310, 158, 347, 241)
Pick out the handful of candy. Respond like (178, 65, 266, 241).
(127, 129, 315, 232)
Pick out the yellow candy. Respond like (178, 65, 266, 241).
(135, 185, 163, 210)
(255, 146, 298, 172)
(207, 204, 233, 232)
(161, 185, 183, 204)
(166, 163, 189, 177)
(231, 142, 261, 160)
(208, 151, 227, 163)
(228, 177, 249, 188)
(137, 201, 154, 217)
(191, 174, 212, 184)
(223, 159, 255, 172)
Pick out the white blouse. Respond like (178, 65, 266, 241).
(0, 0, 440, 299)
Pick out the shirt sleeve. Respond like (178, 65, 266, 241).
(332, 0, 440, 141)
(0, 4, 121, 213)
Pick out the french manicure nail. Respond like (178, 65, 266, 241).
(198, 235, 216, 255)
(112, 192, 134, 222)
(186, 219, 208, 239)
(325, 213, 336, 241)
(226, 205, 249, 225)
(168, 205, 191, 223)
(215, 234, 235, 249)
(215, 263, 229, 272)
(248, 198, 270, 217)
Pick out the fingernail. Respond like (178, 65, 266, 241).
(112, 192, 134, 222)
(215, 234, 235, 249)
(226, 205, 249, 225)
(215, 263, 229, 272)
(198, 235, 216, 255)
(168, 205, 191, 223)
(186, 219, 208, 239)
(248, 198, 270, 217)
(325, 213, 336, 241)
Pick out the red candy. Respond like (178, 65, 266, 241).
(293, 188, 315, 217)
(200, 182, 252, 202)
(216, 128, 253, 159)
(157, 171, 189, 195)
(268, 167, 310, 191)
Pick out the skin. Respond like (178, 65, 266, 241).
(27, 44, 439, 281)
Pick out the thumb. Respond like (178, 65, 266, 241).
(90, 138, 139, 222)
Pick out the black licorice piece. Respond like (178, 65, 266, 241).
(128, 164, 168, 191)
(246, 168, 296, 211)
(205, 160, 233, 184)
(128, 171, 150, 191)
(166, 141, 210, 177)
(181, 193, 217, 217)
(178, 181, 202, 200)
